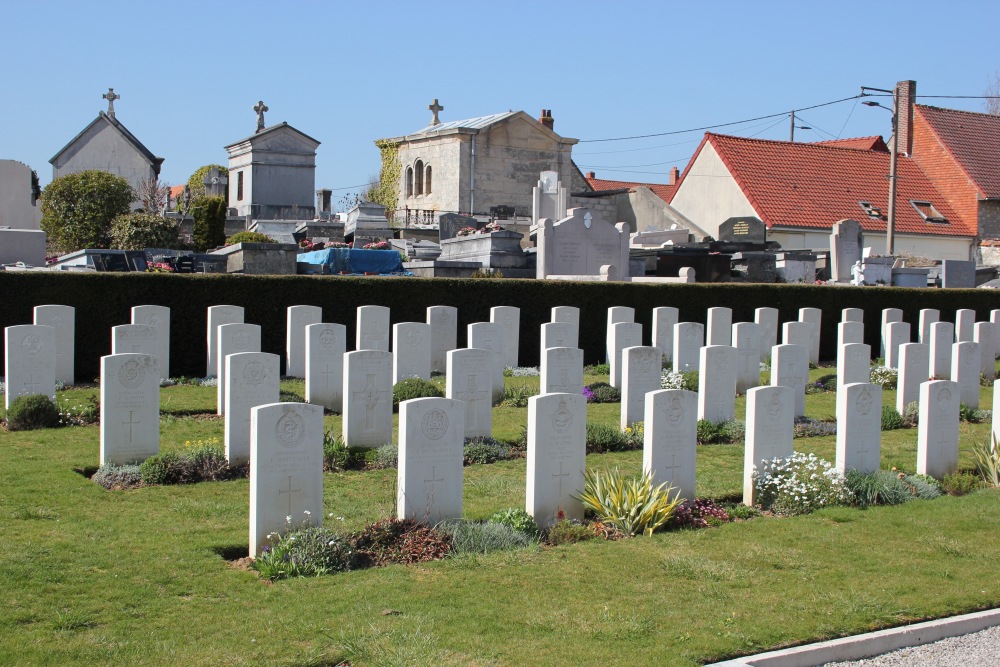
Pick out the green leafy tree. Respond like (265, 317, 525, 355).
(109, 212, 179, 250)
(178, 164, 229, 212)
(192, 195, 227, 251)
(41, 170, 134, 251)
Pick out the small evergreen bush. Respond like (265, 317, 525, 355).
(463, 437, 513, 465)
(578, 468, 684, 536)
(498, 384, 535, 408)
(546, 519, 595, 545)
(881, 405, 904, 431)
(92, 463, 143, 490)
(139, 452, 182, 485)
(942, 471, 984, 496)
(585, 422, 629, 453)
(5, 394, 60, 431)
(392, 378, 443, 411)
(370, 443, 398, 469)
(436, 520, 537, 554)
(225, 231, 277, 244)
(109, 212, 179, 251)
(488, 508, 541, 538)
(845, 469, 916, 507)
(585, 382, 620, 403)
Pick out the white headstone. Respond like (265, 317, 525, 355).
(743, 385, 794, 505)
(467, 322, 505, 402)
(551, 306, 580, 349)
(216, 323, 261, 416)
(880, 308, 903, 358)
(991, 310, 1000, 360)
(526, 393, 586, 527)
(286, 305, 322, 378)
(392, 322, 432, 383)
(755, 307, 779, 361)
(897, 343, 929, 414)
(836, 382, 882, 473)
(99, 353, 159, 465)
(917, 380, 959, 478)
(342, 350, 393, 447)
(356, 305, 390, 352)
(955, 309, 975, 343)
(697, 345, 737, 422)
(782, 321, 813, 351)
(918, 309, 940, 345)
(884, 321, 911, 369)
(798, 307, 822, 365)
(621, 345, 662, 428)
(305, 323, 346, 412)
(771, 343, 808, 417)
(427, 305, 457, 374)
(706, 307, 733, 347)
(490, 306, 520, 369)
(249, 402, 323, 557)
(4, 324, 56, 410)
(673, 322, 704, 372)
(131, 305, 170, 380)
(33, 305, 74, 386)
(643, 389, 697, 502)
(732, 322, 762, 394)
(993, 378, 1000, 445)
(397, 397, 465, 524)
(609, 321, 642, 388)
(838, 321, 865, 348)
(930, 322, 955, 380)
(974, 322, 995, 381)
(838, 343, 872, 390)
(446, 348, 493, 438)
(951, 341, 980, 408)
(207, 305, 244, 377)
(112, 324, 157, 357)
(653, 306, 678, 363)
(540, 346, 584, 395)
(541, 322, 576, 350)
(225, 352, 280, 466)
(606, 306, 635, 363)
(842, 308, 864, 323)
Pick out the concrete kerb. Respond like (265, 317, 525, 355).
(705, 608, 1000, 667)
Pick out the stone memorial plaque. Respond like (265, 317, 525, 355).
(755, 307, 779, 362)
(653, 307, 679, 363)
(621, 346, 662, 428)
(342, 350, 393, 447)
(896, 343, 929, 414)
(356, 305, 390, 352)
(698, 345, 737, 423)
(427, 306, 457, 374)
(490, 306, 520, 369)
(4, 324, 56, 409)
(917, 380, 959, 478)
(526, 393, 587, 527)
(551, 306, 580, 348)
(536, 208, 630, 280)
(397, 397, 465, 524)
(249, 402, 323, 557)
(930, 322, 954, 380)
(941, 259, 976, 289)
(207, 305, 244, 377)
(467, 322, 506, 402)
(743, 385, 793, 505)
(673, 322, 704, 373)
(609, 322, 642, 388)
(540, 347, 584, 396)
(225, 352, 280, 465)
(131, 305, 170, 380)
(836, 382, 882, 473)
(305, 323, 346, 412)
(541, 322, 576, 350)
(919, 309, 940, 345)
(33, 305, 75, 386)
(798, 307, 822, 365)
(772, 343, 808, 417)
(286, 305, 322, 378)
(392, 322, 432, 383)
(719, 216, 765, 243)
(100, 353, 160, 465)
(952, 341, 980, 408)
(446, 348, 493, 438)
(830, 219, 862, 282)
(643, 389, 697, 502)
(216, 323, 261, 415)
(706, 307, 733, 347)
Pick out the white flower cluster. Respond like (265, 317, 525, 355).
(199, 376, 219, 387)
(660, 370, 686, 390)
(752, 452, 848, 515)
(0, 376, 5, 395)
(870, 365, 898, 389)
(506, 366, 540, 377)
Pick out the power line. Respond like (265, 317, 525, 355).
(573, 116, 787, 155)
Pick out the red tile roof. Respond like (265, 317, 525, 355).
(676, 132, 972, 237)
(584, 175, 676, 203)
(914, 105, 1000, 199)
(812, 136, 889, 152)
(169, 185, 186, 199)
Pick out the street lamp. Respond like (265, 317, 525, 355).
(861, 87, 899, 256)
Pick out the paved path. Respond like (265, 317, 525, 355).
(821, 624, 1000, 666)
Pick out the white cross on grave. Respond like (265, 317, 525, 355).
(277, 475, 302, 516)
(321, 364, 337, 388)
(458, 374, 488, 429)
(22, 374, 40, 393)
(552, 460, 571, 497)
(424, 466, 445, 498)
(353, 374, 387, 432)
(121, 411, 141, 443)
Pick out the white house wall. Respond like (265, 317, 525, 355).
(770, 228, 972, 260)
(669, 142, 756, 238)
(0, 160, 41, 229)
(51, 122, 156, 209)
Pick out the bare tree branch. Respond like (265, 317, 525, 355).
(985, 72, 1000, 115)
(136, 177, 171, 214)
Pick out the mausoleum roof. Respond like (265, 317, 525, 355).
(408, 111, 519, 136)
(225, 122, 321, 149)
(50, 111, 163, 170)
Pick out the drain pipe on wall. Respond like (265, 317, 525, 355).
(470, 136, 476, 215)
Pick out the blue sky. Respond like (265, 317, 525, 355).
(4, 0, 998, 202)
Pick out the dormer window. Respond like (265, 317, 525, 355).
(910, 200, 948, 223)
(858, 200, 885, 220)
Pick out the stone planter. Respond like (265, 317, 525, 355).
(439, 230, 528, 269)
(211, 242, 299, 274)
(892, 267, 930, 288)
(860, 256, 894, 285)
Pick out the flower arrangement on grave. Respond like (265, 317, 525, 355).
(362, 241, 392, 250)
(455, 226, 478, 237)
(146, 261, 175, 273)
(480, 221, 504, 234)
(325, 241, 351, 249)
(299, 239, 321, 252)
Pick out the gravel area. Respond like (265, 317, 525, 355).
(820, 623, 1000, 666)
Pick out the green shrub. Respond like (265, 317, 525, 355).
(578, 468, 684, 536)
(941, 471, 985, 496)
(109, 212, 179, 250)
(370, 443, 398, 469)
(723, 503, 761, 520)
(902, 473, 943, 499)
(498, 384, 535, 408)
(392, 377, 443, 411)
(845, 469, 916, 507)
(546, 519, 595, 545)
(183, 445, 234, 481)
(971, 434, 1000, 487)
(139, 452, 182, 485)
(881, 405, 904, 431)
(697, 419, 723, 444)
(586, 422, 629, 453)
(958, 403, 990, 423)
(5, 394, 60, 431)
(183, 164, 229, 206)
(225, 231, 276, 244)
(584, 363, 610, 375)
(488, 508, 541, 538)
(322, 431, 369, 472)
(585, 382, 620, 404)
(41, 170, 134, 251)
(719, 420, 746, 444)
(436, 520, 537, 554)
(463, 437, 513, 465)
(902, 401, 920, 427)
(191, 195, 227, 251)
(284, 527, 354, 574)
(92, 463, 142, 490)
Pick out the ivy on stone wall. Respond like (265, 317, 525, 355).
(367, 140, 401, 219)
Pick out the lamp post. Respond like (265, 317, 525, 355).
(861, 86, 899, 256)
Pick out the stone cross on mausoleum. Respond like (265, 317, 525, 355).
(428, 98, 444, 126)
(254, 100, 269, 133)
(103, 88, 121, 118)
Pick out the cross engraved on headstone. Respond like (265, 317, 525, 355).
(458, 374, 488, 429)
(428, 98, 444, 126)
(102, 88, 120, 117)
(22, 374, 40, 393)
(278, 475, 302, 515)
(662, 452, 681, 476)
(353, 374, 386, 431)
(424, 466, 445, 497)
(552, 461, 571, 497)
(253, 100, 269, 132)
(857, 440, 872, 470)
(121, 411, 141, 443)
(321, 364, 337, 388)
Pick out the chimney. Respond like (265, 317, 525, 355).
(895, 80, 916, 157)
(539, 109, 554, 130)
(586, 171, 596, 179)
(669, 166, 680, 185)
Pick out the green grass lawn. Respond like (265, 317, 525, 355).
(1, 371, 999, 666)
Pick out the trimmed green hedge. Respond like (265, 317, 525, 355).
(1, 272, 997, 379)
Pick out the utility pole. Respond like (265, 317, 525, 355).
(861, 86, 899, 256)
(790, 111, 796, 142)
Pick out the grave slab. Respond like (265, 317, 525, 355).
(397, 397, 465, 524)
(33, 305, 74, 386)
(621, 346, 663, 428)
(609, 322, 642, 388)
(917, 380, 960, 478)
(207, 305, 244, 377)
(392, 322, 432, 383)
(698, 345, 737, 422)
(743, 386, 794, 505)
(342, 350, 393, 447)
(131, 305, 170, 380)
(673, 322, 704, 372)
(305, 323, 346, 412)
(216, 323, 261, 416)
(643, 389, 698, 502)
(427, 306, 457, 374)
(897, 343, 929, 414)
(286, 305, 322, 378)
(526, 393, 587, 527)
(490, 306, 520, 369)
(540, 346, 584, 396)
(225, 352, 280, 466)
(772, 343, 809, 417)
(653, 306, 679, 363)
(4, 325, 56, 410)
(467, 322, 505, 402)
(99, 353, 159, 465)
(836, 382, 882, 473)
(356, 305, 390, 352)
(446, 348, 494, 438)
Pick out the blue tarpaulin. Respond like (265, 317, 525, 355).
(296, 248, 408, 275)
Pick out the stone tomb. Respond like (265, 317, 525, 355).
(884, 321, 911, 369)
(225, 352, 280, 465)
(798, 308, 821, 365)
(673, 322, 704, 372)
(249, 402, 324, 557)
(838, 343, 872, 391)
(112, 324, 157, 357)
(541, 322, 576, 350)
(526, 393, 587, 527)
(955, 309, 975, 343)
(467, 322, 506, 402)
(490, 306, 520, 369)
(706, 307, 732, 347)
(771, 343, 808, 417)
(880, 308, 903, 358)
(919, 309, 939, 345)
(551, 306, 580, 348)
(397, 397, 465, 524)
(896, 343, 929, 413)
(33, 305, 74, 386)
(207, 305, 244, 377)
(941, 260, 976, 289)
(216, 323, 261, 415)
(643, 389, 698, 502)
(755, 307, 779, 361)
(392, 322, 432, 383)
(930, 322, 955, 380)
(131, 305, 170, 380)
(446, 348, 494, 439)
(536, 207, 630, 281)
(606, 306, 635, 364)
(540, 346, 584, 395)
(286, 305, 322, 378)
(830, 219, 863, 282)
(836, 382, 882, 473)
(974, 322, 995, 381)
(917, 380, 960, 478)
(653, 307, 678, 363)
(732, 322, 761, 394)
(743, 386, 794, 505)
(100, 353, 160, 465)
(305, 323, 347, 412)
(342, 350, 393, 447)
(621, 346, 662, 428)
(356, 305, 390, 352)
(4, 324, 56, 409)
(609, 322, 642, 388)
(951, 341, 980, 408)
(698, 345, 737, 422)
(838, 321, 865, 348)
(427, 306, 457, 374)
